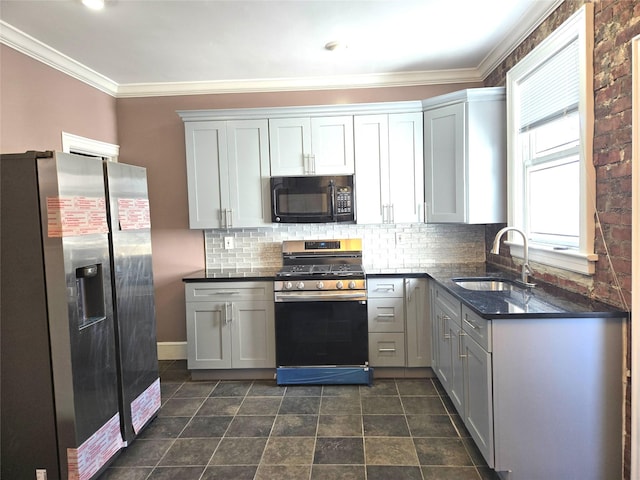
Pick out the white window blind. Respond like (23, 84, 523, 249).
(518, 38, 580, 131)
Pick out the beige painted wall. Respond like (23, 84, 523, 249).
(0, 45, 118, 152)
(115, 83, 483, 341)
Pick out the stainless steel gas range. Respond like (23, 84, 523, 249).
(274, 239, 372, 385)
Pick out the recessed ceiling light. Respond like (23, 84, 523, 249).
(82, 0, 105, 10)
(325, 41, 348, 52)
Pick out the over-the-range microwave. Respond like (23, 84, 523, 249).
(270, 175, 355, 223)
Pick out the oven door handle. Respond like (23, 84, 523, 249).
(275, 292, 367, 302)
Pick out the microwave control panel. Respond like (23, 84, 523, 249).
(336, 187, 352, 214)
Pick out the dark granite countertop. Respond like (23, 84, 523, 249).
(183, 268, 280, 282)
(183, 264, 627, 319)
(425, 264, 627, 320)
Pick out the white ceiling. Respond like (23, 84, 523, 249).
(0, 0, 562, 97)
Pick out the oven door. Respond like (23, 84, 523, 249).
(275, 300, 368, 367)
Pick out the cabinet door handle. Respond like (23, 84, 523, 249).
(390, 204, 395, 223)
(227, 209, 233, 228)
(224, 302, 233, 324)
(310, 154, 316, 174)
(440, 314, 450, 340)
(405, 279, 411, 302)
(458, 330, 467, 359)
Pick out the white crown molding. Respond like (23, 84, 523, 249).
(0, 20, 119, 96)
(478, 0, 564, 80)
(116, 68, 483, 98)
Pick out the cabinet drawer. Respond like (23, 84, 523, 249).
(369, 333, 406, 367)
(462, 305, 492, 352)
(367, 278, 404, 298)
(368, 297, 405, 332)
(186, 281, 274, 302)
(434, 286, 461, 327)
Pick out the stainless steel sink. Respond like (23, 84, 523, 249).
(452, 277, 522, 292)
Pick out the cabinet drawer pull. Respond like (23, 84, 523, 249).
(213, 291, 241, 295)
(375, 285, 395, 291)
(378, 348, 397, 352)
(376, 313, 395, 318)
(463, 317, 479, 330)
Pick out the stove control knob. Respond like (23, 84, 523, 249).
(336, 281, 344, 290)
(284, 282, 293, 290)
(348, 281, 357, 289)
(316, 281, 324, 289)
(296, 282, 305, 290)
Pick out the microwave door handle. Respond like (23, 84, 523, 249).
(272, 188, 279, 220)
(329, 182, 337, 221)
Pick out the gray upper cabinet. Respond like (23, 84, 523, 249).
(423, 87, 506, 224)
(354, 112, 424, 224)
(269, 116, 354, 176)
(182, 119, 270, 229)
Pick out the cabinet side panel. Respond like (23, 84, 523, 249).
(492, 317, 623, 479)
(466, 101, 506, 223)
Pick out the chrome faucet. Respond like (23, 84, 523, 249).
(490, 227, 535, 287)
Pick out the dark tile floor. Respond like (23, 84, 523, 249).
(100, 360, 500, 480)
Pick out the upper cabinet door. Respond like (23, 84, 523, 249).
(268, 117, 312, 176)
(226, 119, 271, 228)
(388, 112, 424, 224)
(424, 103, 466, 223)
(310, 116, 354, 175)
(269, 116, 354, 176)
(354, 114, 389, 224)
(184, 121, 228, 229)
(354, 112, 423, 225)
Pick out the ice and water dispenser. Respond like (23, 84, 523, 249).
(76, 264, 106, 329)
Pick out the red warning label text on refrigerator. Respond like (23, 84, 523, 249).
(117, 198, 151, 230)
(47, 196, 109, 237)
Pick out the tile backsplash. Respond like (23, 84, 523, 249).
(205, 223, 486, 270)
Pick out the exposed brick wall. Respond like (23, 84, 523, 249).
(484, 1, 639, 478)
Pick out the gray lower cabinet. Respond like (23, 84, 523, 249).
(405, 278, 430, 367)
(368, 277, 429, 368)
(185, 282, 275, 370)
(461, 306, 493, 468)
(430, 281, 623, 479)
(368, 278, 405, 367)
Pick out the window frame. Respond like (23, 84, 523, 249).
(505, 4, 597, 275)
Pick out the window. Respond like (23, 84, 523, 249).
(506, 4, 597, 274)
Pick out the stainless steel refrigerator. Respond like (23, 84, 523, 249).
(1, 151, 160, 480)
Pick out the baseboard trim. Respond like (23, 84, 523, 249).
(157, 342, 188, 360)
